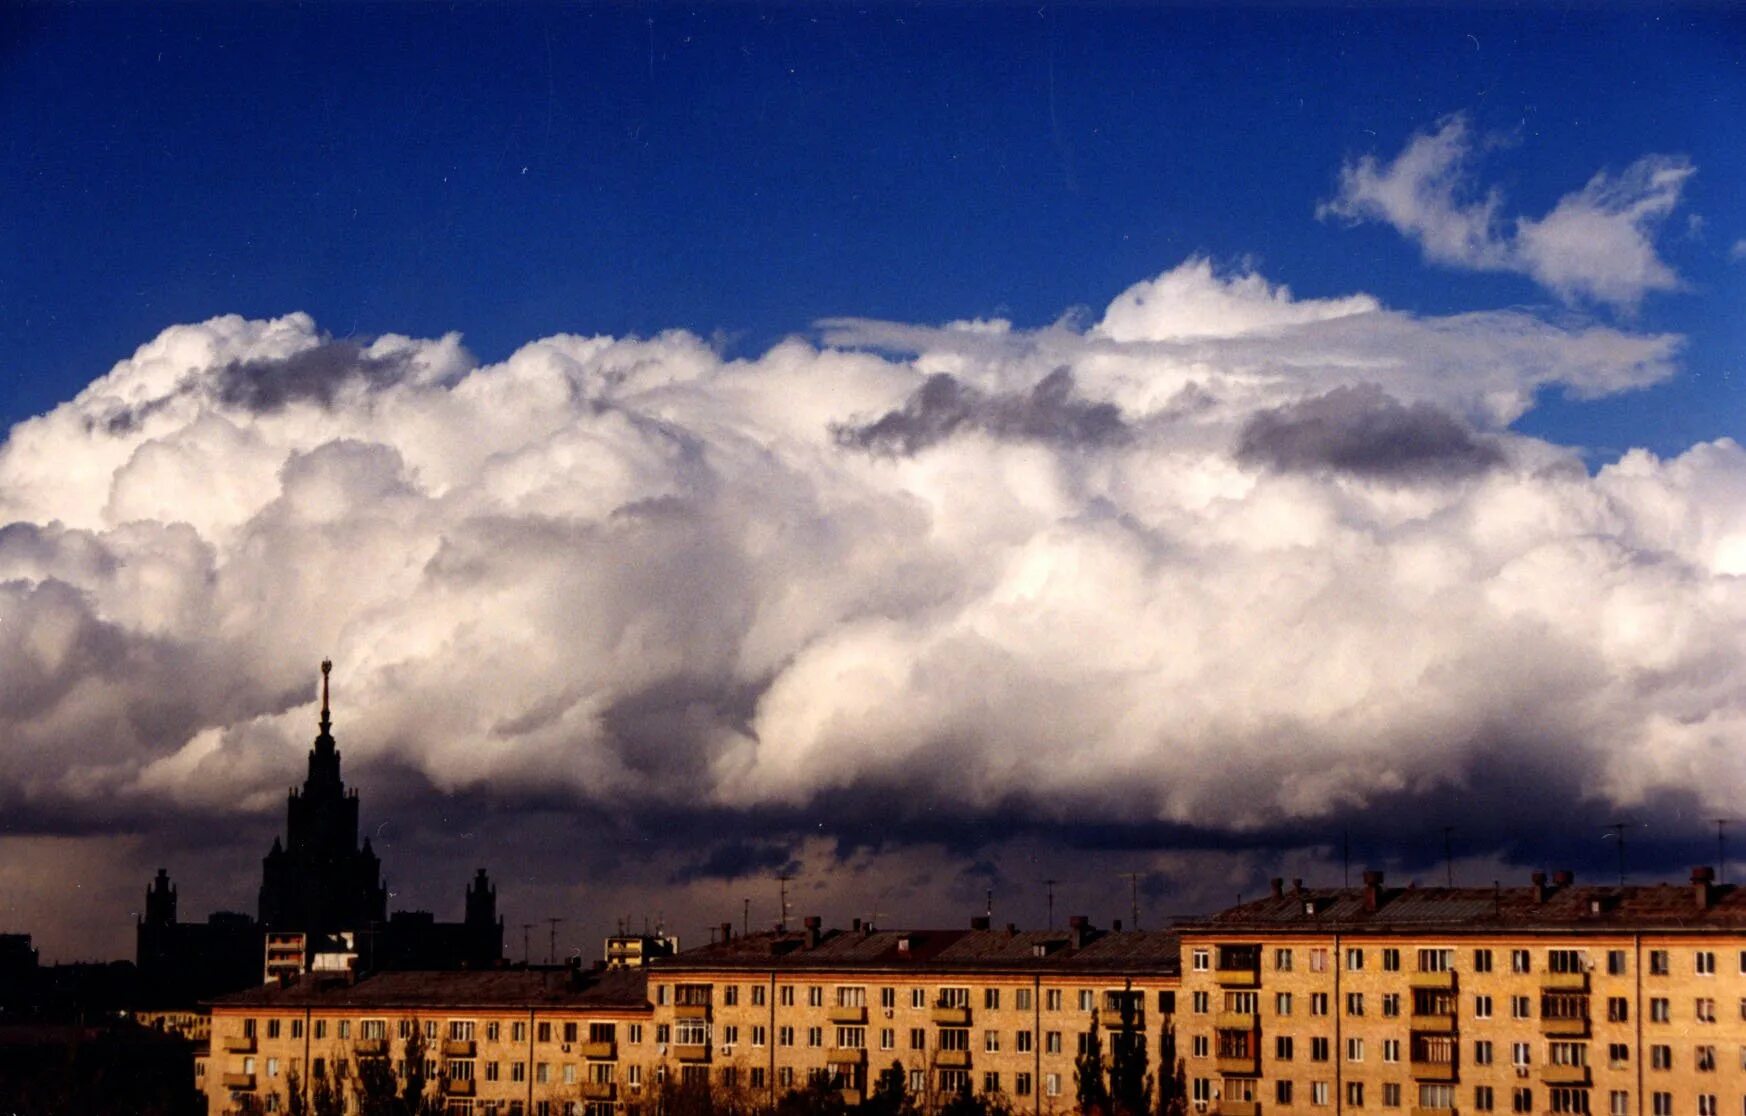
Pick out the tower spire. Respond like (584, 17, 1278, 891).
(320, 659, 332, 735)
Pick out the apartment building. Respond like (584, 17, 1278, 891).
(644, 915, 1181, 1114)
(204, 966, 649, 1115)
(1177, 868, 1746, 1116)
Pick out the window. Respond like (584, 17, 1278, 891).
(1475, 994, 1493, 1019)
(1512, 949, 1532, 973)
(1514, 1089, 1535, 1115)
(628, 1023, 642, 1045)
(1309, 948, 1328, 972)
(1474, 1041, 1493, 1066)
(1653, 1095, 1672, 1116)
(1550, 1088, 1591, 1114)
(983, 988, 1000, 1010)
(778, 1026, 794, 1048)
(1278, 1082, 1294, 1105)
(1078, 990, 1095, 1012)
(1045, 989, 1061, 1011)
(779, 987, 795, 1007)
(1347, 1083, 1365, 1107)
(1046, 1074, 1061, 1098)
(1699, 1098, 1717, 1116)
(1697, 951, 1717, 975)
(1650, 950, 1670, 976)
(1549, 949, 1585, 973)
(485, 1022, 499, 1042)
(537, 1022, 552, 1043)
(1016, 1030, 1032, 1053)
(1015, 1072, 1032, 1097)
(654, 1025, 670, 1045)
(1346, 993, 1364, 1017)
(722, 985, 738, 1006)
(563, 1023, 578, 1044)
(1045, 1032, 1061, 1054)
(1611, 1093, 1629, 1116)
(780, 1068, 795, 1089)
(1608, 950, 1627, 975)
(805, 1027, 822, 1048)
(1474, 948, 1493, 973)
(1608, 997, 1629, 1023)
(1651, 998, 1670, 1023)
(1512, 995, 1531, 1019)
(1418, 948, 1453, 972)
(1192, 949, 1210, 971)
(1651, 1045, 1671, 1071)
(1419, 1085, 1455, 1112)
(805, 986, 822, 1007)
(1511, 1043, 1531, 1068)
(1310, 993, 1328, 1016)
(1698, 998, 1717, 1022)
(983, 1030, 999, 1053)
(1347, 1038, 1364, 1063)
(1382, 1039, 1400, 1064)
(1311, 1037, 1330, 1062)
(1014, 988, 1031, 1011)
(1312, 1082, 1330, 1107)
(1276, 993, 1293, 1016)
(719, 1024, 738, 1047)
(1276, 1036, 1294, 1061)
(1476, 1087, 1494, 1112)
(940, 1028, 970, 1052)
(1276, 948, 1293, 972)
(751, 986, 766, 1007)
(1347, 948, 1365, 971)
(1384, 1084, 1402, 1108)
(1192, 991, 1210, 1014)
(1608, 1044, 1630, 1069)
(512, 1062, 526, 1083)
(1548, 1042, 1587, 1069)
(1696, 1046, 1716, 1072)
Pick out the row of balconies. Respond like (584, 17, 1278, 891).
(1207, 1053, 1588, 1086)
(1206, 969, 1589, 992)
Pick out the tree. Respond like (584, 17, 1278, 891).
(285, 1065, 309, 1116)
(352, 1022, 447, 1116)
(1074, 1010, 1109, 1116)
(1107, 986, 1152, 1116)
(311, 1058, 345, 1116)
(863, 1060, 913, 1116)
(938, 1078, 985, 1116)
(1154, 1013, 1186, 1116)
(773, 1076, 849, 1116)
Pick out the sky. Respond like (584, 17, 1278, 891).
(2, 3, 1745, 962)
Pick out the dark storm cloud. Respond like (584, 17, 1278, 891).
(1236, 383, 1504, 480)
(214, 341, 417, 413)
(834, 368, 1127, 455)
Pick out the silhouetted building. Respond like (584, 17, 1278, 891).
(137, 662, 503, 1005)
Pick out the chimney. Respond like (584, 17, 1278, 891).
(1292, 879, 1305, 896)
(1069, 915, 1091, 948)
(1531, 871, 1548, 903)
(1112, 919, 1123, 932)
(852, 918, 863, 933)
(1362, 870, 1384, 912)
(1692, 866, 1716, 910)
(720, 922, 733, 944)
(1552, 869, 1574, 888)
(970, 916, 991, 931)
(1005, 923, 1018, 937)
(1269, 878, 1284, 899)
(804, 915, 822, 949)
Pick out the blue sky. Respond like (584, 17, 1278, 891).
(6, 4, 1746, 958)
(5, 4, 1741, 453)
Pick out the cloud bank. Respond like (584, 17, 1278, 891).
(4, 257, 1740, 950)
(1322, 114, 1694, 310)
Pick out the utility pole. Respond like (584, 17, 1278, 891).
(546, 917, 563, 965)
(1606, 823, 1630, 886)
(521, 923, 534, 966)
(743, 897, 750, 937)
(1117, 873, 1142, 930)
(777, 873, 793, 931)
(1443, 827, 1455, 887)
(1043, 879, 1058, 930)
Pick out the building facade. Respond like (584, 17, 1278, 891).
(1177, 868, 1746, 1116)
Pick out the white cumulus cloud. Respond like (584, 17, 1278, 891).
(1321, 114, 1694, 310)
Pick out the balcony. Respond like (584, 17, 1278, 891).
(225, 1036, 256, 1054)
(583, 1082, 618, 1101)
(1220, 1102, 1259, 1116)
(1410, 1015, 1457, 1034)
(675, 1004, 711, 1020)
(931, 1006, 971, 1026)
(442, 1039, 475, 1058)
(674, 1044, 710, 1063)
(830, 1006, 868, 1024)
(1215, 1054, 1259, 1077)
(1410, 1108, 1457, 1116)
(581, 1040, 617, 1060)
(1542, 972, 1588, 992)
(827, 1048, 868, 1066)
(1410, 1061, 1456, 1081)
(839, 1091, 864, 1107)
(936, 1049, 971, 1069)
(1410, 972, 1456, 990)
(1214, 1012, 1257, 1032)
(356, 1039, 387, 1056)
(222, 1073, 257, 1090)
(1540, 1065, 1590, 1086)
(448, 1079, 476, 1097)
(1540, 1017, 1589, 1037)
(1214, 966, 1260, 989)
(1101, 1011, 1147, 1031)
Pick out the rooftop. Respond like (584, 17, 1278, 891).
(210, 966, 648, 1011)
(650, 921, 1179, 976)
(1181, 869, 1746, 935)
